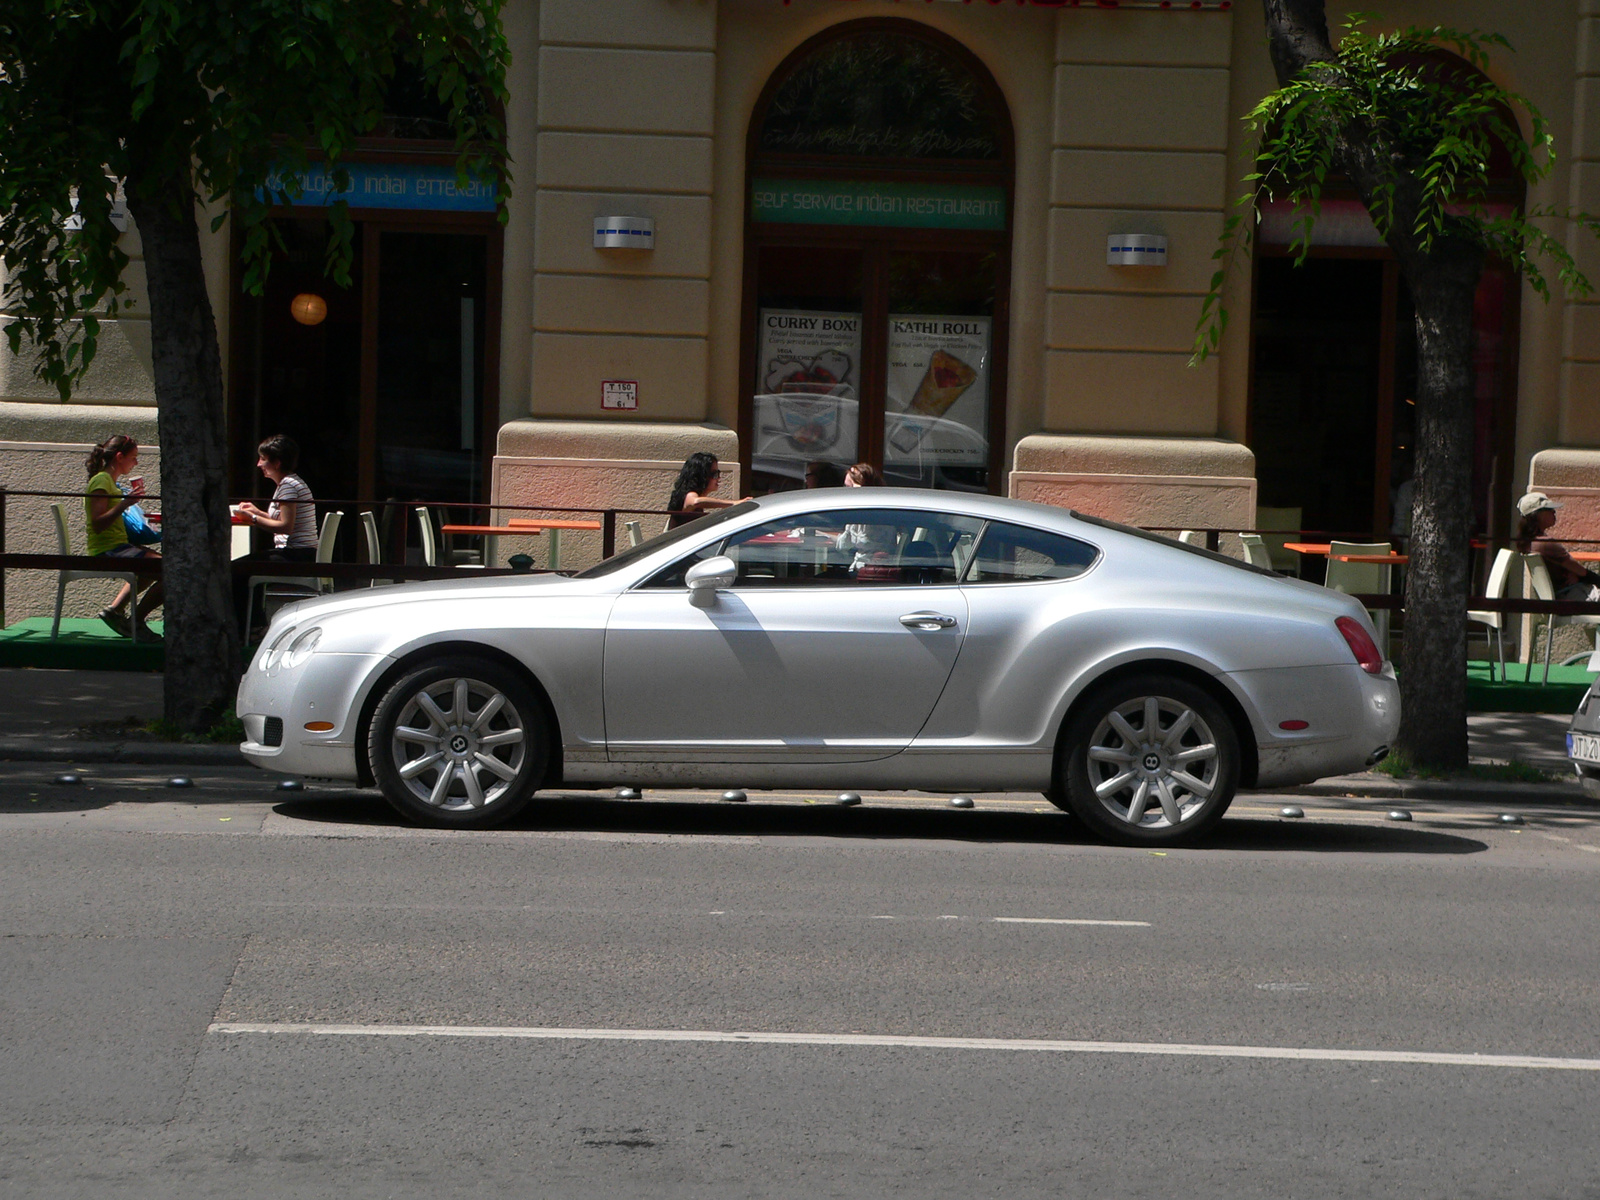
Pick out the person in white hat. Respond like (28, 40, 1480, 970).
(1516, 492, 1600, 599)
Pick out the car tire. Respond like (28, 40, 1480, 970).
(1059, 673, 1239, 846)
(368, 656, 549, 828)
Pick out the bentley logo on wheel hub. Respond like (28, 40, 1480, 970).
(450, 735, 469, 754)
(1142, 753, 1162, 772)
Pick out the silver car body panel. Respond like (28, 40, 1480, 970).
(238, 488, 1400, 792)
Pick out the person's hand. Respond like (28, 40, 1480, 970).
(236, 501, 264, 517)
(125, 478, 146, 500)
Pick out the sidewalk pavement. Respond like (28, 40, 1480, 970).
(0, 669, 1591, 806)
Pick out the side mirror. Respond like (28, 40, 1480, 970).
(685, 555, 736, 607)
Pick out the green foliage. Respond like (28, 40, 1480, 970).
(0, 0, 511, 398)
(144, 707, 245, 744)
(1374, 749, 1555, 783)
(1193, 13, 1598, 363)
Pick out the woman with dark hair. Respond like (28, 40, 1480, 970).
(844, 461, 883, 488)
(84, 434, 163, 640)
(234, 434, 317, 637)
(837, 460, 894, 571)
(1517, 491, 1600, 600)
(236, 434, 317, 557)
(666, 452, 737, 530)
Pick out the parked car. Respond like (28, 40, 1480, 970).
(1567, 674, 1600, 799)
(237, 489, 1400, 845)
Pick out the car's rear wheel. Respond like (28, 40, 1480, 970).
(368, 657, 548, 828)
(1060, 674, 1239, 846)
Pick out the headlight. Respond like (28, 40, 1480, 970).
(282, 626, 322, 669)
(259, 624, 297, 671)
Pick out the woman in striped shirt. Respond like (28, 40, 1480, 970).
(237, 434, 318, 559)
(235, 434, 318, 638)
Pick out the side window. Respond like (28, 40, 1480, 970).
(646, 509, 983, 588)
(965, 522, 1098, 583)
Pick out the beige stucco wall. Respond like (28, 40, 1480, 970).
(491, 417, 737, 569)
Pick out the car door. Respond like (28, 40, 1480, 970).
(603, 508, 982, 764)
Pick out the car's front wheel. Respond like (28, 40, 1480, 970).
(368, 657, 548, 827)
(1060, 674, 1239, 846)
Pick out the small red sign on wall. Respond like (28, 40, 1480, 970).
(601, 380, 638, 410)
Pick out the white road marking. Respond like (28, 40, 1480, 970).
(993, 917, 1150, 927)
(207, 1023, 1600, 1071)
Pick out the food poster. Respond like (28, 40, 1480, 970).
(884, 315, 990, 467)
(753, 309, 862, 470)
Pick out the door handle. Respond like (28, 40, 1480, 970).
(900, 612, 957, 630)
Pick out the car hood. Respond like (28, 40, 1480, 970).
(269, 572, 588, 627)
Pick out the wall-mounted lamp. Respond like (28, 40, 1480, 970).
(594, 215, 654, 250)
(290, 293, 328, 326)
(1107, 233, 1168, 267)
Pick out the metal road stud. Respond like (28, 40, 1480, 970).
(722, 789, 748, 803)
(167, 777, 194, 789)
(950, 796, 975, 809)
(52, 773, 82, 786)
(615, 787, 641, 800)
(1386, 809, 1412, 821)
(1498, 813, 1525, 825)
(276, 779, 304, 792)
(1279, 806, 1305, 819)
(836, 792, 862, 806)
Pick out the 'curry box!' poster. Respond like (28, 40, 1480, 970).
(754, 308, 862, 467)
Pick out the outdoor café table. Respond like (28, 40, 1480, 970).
(442, 517, 602, 569)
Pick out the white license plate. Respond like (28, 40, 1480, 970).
(1569, 731, 1600, 764)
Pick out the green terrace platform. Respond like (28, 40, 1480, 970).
(0, 617, 166, 671)
(1466, 659, 1595, 713)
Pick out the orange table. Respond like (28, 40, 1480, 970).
(442, 519, 601, 568)
(1284, 542, 1406, 564)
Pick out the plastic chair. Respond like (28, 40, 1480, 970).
(50, 502, 142, 642)
(1520, 553, 1600, 684)
(1177, 530, 1204, 547)
(359, 511, 391, 586)
(1325, 541, 1395, 651)
(1467, 548, 1515, 682)
(625, 520, 643, 549)
(429, 506, 482, 567)
(1255, 506, 1303, 574)
(1238, 533, 1274, 571)
(243, 510, 342, 638)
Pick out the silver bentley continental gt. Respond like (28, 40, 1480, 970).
(237, 489, 1399, 846)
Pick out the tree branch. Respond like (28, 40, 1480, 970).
(1261, 0, 1336, 84)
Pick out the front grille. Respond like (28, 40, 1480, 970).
(262, 717, 283, 747)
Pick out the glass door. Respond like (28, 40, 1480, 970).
(374, 231, 488, 505)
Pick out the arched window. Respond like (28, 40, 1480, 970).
(741, 21, 1014, 495)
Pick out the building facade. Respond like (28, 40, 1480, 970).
(5, 0, 1599, 596)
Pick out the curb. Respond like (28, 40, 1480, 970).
(1272, 775, 1592, 807)
(0, 739, 244, 766)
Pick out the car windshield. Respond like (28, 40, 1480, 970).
(574, 500, 761, 579)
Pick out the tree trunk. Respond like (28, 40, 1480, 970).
(124, 169, 241, 732)
(1396, 248, 1482, 768)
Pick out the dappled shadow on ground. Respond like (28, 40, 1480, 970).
(272, 791, 1488, 855)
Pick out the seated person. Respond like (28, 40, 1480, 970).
(234, 433, 317, 637)
(1517, 492, 1600, 601)
(83, 435, 163, 640)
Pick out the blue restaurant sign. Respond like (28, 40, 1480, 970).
(262, 162, 497, 213)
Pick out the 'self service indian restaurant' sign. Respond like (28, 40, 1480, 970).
(751, 179, 1007, 231)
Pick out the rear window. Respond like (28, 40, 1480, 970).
(965, 521, 1099, 583)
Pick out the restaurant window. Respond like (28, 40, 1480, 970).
(741, 21, 1014, 496)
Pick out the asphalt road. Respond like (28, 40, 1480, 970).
(2, 766, 1599, 1199)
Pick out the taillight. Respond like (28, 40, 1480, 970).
(1336, 616, 1383, 674)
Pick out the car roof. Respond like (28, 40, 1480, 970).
(744, 487, 1087, 532)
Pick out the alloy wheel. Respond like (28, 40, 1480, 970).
(1084, 694, 1221, 830)
(387, 676, 527, 812)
